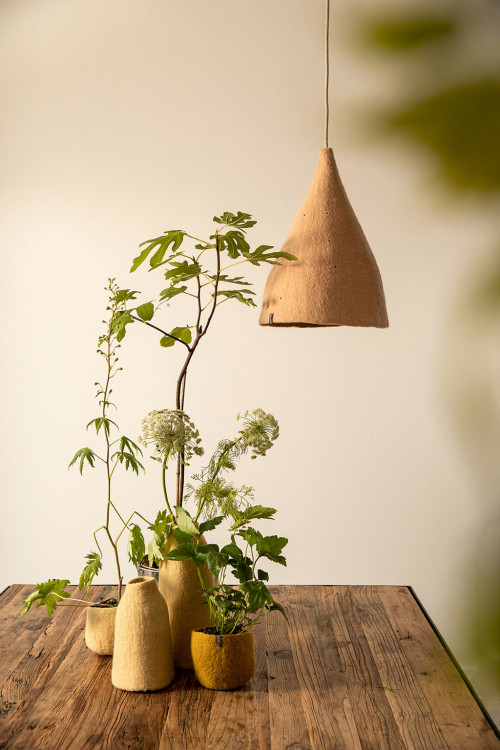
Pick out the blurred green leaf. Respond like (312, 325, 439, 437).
(386, 79, 500, 192)
(367, 16, 456, 50)
(136, 302, 154, 321)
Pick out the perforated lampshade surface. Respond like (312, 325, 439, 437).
(259, 148, 389, 328)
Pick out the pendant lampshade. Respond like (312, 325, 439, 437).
(259, 147, 389, 328)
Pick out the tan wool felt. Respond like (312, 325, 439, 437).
(85, 605, 116, 656)
(111, 577, 174, 692)
(159, 531, 215, 670)
(259, 148, 389, 328)
(191, 630, 255, 690)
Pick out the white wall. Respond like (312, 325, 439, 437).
(1, 0, 496, 707)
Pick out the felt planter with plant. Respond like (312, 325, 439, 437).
(21, 281, 150, 655)
(108, 210, 293, 666)
(135, 407, 281, 668)
(164, 508, 288, 689)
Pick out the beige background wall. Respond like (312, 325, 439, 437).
(1, 0, 495, 707)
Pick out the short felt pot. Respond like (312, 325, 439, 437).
(112, 577, 174, 692)
(191, 630, 255, 690)
(85, 604, 116, 656)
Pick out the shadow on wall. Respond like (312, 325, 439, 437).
(358, 0, 500, 710)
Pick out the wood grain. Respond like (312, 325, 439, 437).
(0, 585, 498, 750)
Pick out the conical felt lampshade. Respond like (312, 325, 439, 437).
(259, 148, 388, 328)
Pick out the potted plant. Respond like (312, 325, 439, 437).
(136, 407, 281, 668)
(163, 507, 288, 690)
(21, 280, 150, 655)
(107, 210, 294, 666)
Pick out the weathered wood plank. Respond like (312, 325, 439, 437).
(0, 586, 115, 748)
(378, 586, 500, 750)
(0, 585, 51, 693)
(266, 586, 313, 750)
(293, 585, 405, 750)
(350, 586, 448, 750)
(0, 584, 498, 750)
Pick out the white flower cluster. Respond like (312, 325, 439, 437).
(139, 409, 203, 464)
(236, 408, 279, 459)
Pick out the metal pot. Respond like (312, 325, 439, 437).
(136, 563, 159, 583)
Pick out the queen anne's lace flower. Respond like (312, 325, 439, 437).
(236, 409, 279, 459)
(140, 409, 203, 464)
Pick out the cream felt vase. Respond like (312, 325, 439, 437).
(159, 531, 214, 669)
(112, 577, 174, 692)
(85, 605, 116, 655)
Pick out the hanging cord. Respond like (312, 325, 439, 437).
(324, 0, 330, 148)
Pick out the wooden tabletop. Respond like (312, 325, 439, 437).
(0, 584, 498, 749)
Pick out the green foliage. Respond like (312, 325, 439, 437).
(366, 16, 455, 50)
(243, 245, 296, 266)
(127, 524, 146, 566)
(165, 524, 288, 634)
(216, 289, 256, 307)
(160, 326, 192, 347)
(22, 579, 71, 617)
(229, 504, 277, 530)
(175, 505, 199, 537)
(213, 211, 256, 228)
(79, 552, 103, 591)
(164, 260, 202, 285)
(159, 285, 187, 302)
(387, 80, 500, 193)
(68, 447, 97, 474)
(130, 230, 185, 272)
(214, 229, 250, 259)
(147, 510, 173, 566)
(136, 302, 155, 321)
(86, 416, 118, 437)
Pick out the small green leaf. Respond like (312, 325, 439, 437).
(159, 285, 187, 301)
(160, 326, 192, 347)
(22, 579, 71, 617)
(215, 289, 256, 307)
(164, 541, 198, 562)
(257, 568, 269, 581)
(206, 550, 229, 578)
(175, 506, 199, 538)
(213, 211, 257, 229)
(68, 447, 97, 475)
(163, 260, 202, 285)
(79, 551, 102, 591)
(220, 543, 243, 560)
(136, 302, 154, 321)
(229, 505, 277, 530)
(127, 525, 146, 566)
(148, 535, 164, 567)
(130, 230, 185, 272)
(198, 516, 224, 534)
(245, 245, 297, 267)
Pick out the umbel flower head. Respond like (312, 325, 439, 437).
(140, 409, 203, 465)
(236, 408, 279, 459)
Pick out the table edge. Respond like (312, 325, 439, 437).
(408, 585, 500, 740)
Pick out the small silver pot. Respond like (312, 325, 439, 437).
(137, 563, 159, 583)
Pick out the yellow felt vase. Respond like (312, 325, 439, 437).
(158, 531, 214, 670)
(85, 605, 116, 655)
(191, 630, 255, 690)
(112, 577, 174, 692)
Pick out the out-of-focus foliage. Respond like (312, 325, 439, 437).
(366, 16, 456, 50)
(362, 0, 500, 711)
(364, 5, 500, 195)
(390, 80, 500, 192)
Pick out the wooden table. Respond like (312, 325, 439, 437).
(0, 584, 498, 749)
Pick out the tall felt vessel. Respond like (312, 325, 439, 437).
(259, 147, 388, 328)
(159, 531, 214, 669)
(112, 577, 174, 692)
